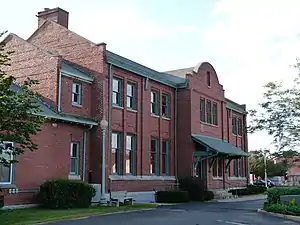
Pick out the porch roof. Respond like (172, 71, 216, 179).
(191, 134, 249, 157)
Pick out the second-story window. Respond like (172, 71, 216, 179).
(151, 91, 159, 115)
(206, 71, 211, 87)
(162, 94, 169, 118)
(200, 98, 205, 122)
(212, 103, 218, 125)
(112, 78, 122, 107)
(126, 82, 135, 109)
(206, 100, 212, 124)
(232, 117, 237, 135)
(72, 83, 81, 105)
(237, 118, 242, 136)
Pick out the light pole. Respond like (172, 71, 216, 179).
(263, 150, 268, 188)
(100, 119, 108, 203)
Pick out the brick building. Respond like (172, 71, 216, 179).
(1, 7, 248, 206)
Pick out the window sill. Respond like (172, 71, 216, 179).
(232, 134, 243, 137)
(212, 177, 223, 180)
(228, 177, 247, 181)
(162, 116, 170, 121)
(72, 103, 82, 108)
(109, 175, 176, 181)
(0, 183, 16, 189)
(127, 108, 137, 113)
(200, 121, 218, 128)
(151, 114, 160, 118)
(113, 105, 124, 110)
(68, 175, 81, 180)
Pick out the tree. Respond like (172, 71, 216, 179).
(0, 31, 45, 166)
(249, 149, 288, 178)
(249, 60, 300, 157)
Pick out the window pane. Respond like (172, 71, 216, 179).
(126, 135, 135, 174)
(206, 101, 212, 124)
(150, 138, 158, 175)
(162, 140, 169, 175)
(206, 71, 211, 86)
(162, 95, 169, 117)
(112, 92, 118, 104)
(127, 96, 132, 108)
(232, 118, 237, 135)
(126, 135, 132, 150)
(200, 99, 205, 122)
(127, 83, 133, 97)
(0, 164, 10, 182)
(113, 79, 120, 92)
(112, 133, 119, 150)
(212, 103, 218, 125)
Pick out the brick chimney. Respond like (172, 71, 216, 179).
(37, 7, 69, 29)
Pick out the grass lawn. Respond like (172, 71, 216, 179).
(0, 203, 157, 225)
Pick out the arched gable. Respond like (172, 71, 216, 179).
(192, 62, 220, 84)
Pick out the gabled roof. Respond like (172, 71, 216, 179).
(106, 51, 187, 88)
(60, 59, 94, 83)
(10, 83, 97, 126)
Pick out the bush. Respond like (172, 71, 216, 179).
(229, 185, 266, 196)
(179, 177, 207, 201)
(37, 179, 95, 209)
(203, 191, 214, 201)
(264, 203, 300, 216)
(267, 187, 300, 204)
(155, 190, 189, 203)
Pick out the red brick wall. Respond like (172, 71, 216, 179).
(60, 76, 92, 117)
(4, 34, 59, 109)
(4, 122, 90, 205)
(109, 67, 175, 177)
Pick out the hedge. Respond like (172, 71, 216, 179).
(155, 190, 189, 203)
(267, 187, 300, 204)
(179, 177, 208, 201)
(264, 203, 300, 216)
(229, 185, 266, 196)
(37, 179, 95, 209)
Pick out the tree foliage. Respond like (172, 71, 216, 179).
(0, 31, 45, 166)
(249, 149, 289, 178)
(249, 60, 300, 156)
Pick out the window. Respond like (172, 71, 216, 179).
(233, 159, 238, 177)
(206, 100, 212, 124)
(232, 117, 237, 135)
(111, 133, 121, 174)
(126, 82, 135, 109)
(237, 118, 242, 136)
(112, 78, 122, 106)
(150, 138, 158, 175)
(200, 98, 205, 122)
(0, 142, 13, 184)
(70, 142, 80, 175)
(162, 140, 169, 175)
(239, 158, 244, 177)
(212, 103, 218, 125)
(151, 91, 159, 115)
(126, 135, 135, 175)
(162, 94, 169, 118)
(72, 83, 81, 105)
(212, 158, 223, 177)
(206, 71, 211, 87)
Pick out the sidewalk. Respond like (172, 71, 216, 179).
(216, 194, 267, 203)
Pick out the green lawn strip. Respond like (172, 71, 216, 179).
(0, 203, 157, 225)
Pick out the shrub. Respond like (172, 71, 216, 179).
(38, 179, 95, 209)
(155, 190, 189, 203)
(179, 177, 207, 201)
(267, 187, 300, 204)
(203, 191, 214, 201)
(264, 203, 300, 216)
(229, 185, 266, 196)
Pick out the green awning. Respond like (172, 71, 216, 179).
(191, 134, 249, 157)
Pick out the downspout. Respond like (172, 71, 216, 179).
(82, 130, 87, 182)
(107, 64, 113, 190)
(243, 114, 249, 185)
(58, 71, 62, 113)
(174, 88, 178, 185)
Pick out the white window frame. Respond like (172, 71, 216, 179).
(72, 83, 82, 105)
(0, 141, 14, 184)
(69, 142, 80, 175)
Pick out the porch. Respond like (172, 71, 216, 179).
(191, 134, 249, 192)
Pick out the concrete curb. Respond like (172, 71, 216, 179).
(257, 209, 300, 222)
(217, 195, 267, 203)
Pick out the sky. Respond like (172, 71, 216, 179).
(2, 0, 300, 151)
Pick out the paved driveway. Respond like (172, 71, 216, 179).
(50, 200, 298, 225)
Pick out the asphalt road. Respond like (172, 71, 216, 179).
(50, 200, 299, 225)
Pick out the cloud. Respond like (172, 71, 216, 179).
(203, 0, 300, 150)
